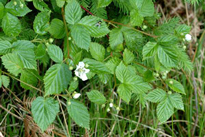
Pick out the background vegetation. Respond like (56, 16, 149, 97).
(0, 0, 205, 137)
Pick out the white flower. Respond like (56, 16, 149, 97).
(185, 34, 192, 41)
(75, 62, 90, 81)
(73, 92, 81, 99)
(0, 131, 4, 137)
(109, 103, 113, 108)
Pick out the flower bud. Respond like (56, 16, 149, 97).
(68, 37, 72, 40)
(49, 38, 54, 43)
(116, 107, 120, 111)
(168, 91, 172, 94)
(13, 1, 17, 5)
(73, 76, 78, 81)
(107, 108, 110, 112)
(185, 34, 192, 42)
(169, 80, 173, 84)
(45, 42, 49, 46)
(101, 104, 105, 108)
(69, 66, 73, 70)
(109, 103, 113, 108)
(85, 64, 89, 68)
(68, 101, 71, 105)
(183, 46, 186, 50)
(142, 25, 147, 30)
(20, 3, 24, 8)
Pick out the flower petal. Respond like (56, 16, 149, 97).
(73, 93, 81, 99)
(78, 62, 85, 68)
(80, 73, 88, 81)
(84, 68, 90, 73)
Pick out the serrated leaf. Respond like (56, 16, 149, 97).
(157, 97, 174, 123)
(169, 93, 184, 110)
(33, 11, 50, 35)
(98, 74, 111, 84)
(115, 62, 133, 83)
(86, 90, 106, 104)
(47, 44, 63, 63)
(78, 16, 110, 38)
(48, 19, 66, 39)
(157, 35, 179, 46)
(20, 70, 38, 90)
(117, 84, 132, 103)
(35, 44, 47, 60)
(142, 42, 158, 60)
(0, 2, 4, 19)
(0, 41, 12, 55)
(98, 0, 112, 7)
(123, 48, 134, 65)
(90, 42, 105, 61)
(2, 13, 21, 37)
(33, 0, 50, 11)
(1, 53, 23, 76)
(71, 25, 91, 51)
(105, 57, 121, 74)
(157, 45, 178, 68)
(13, 42, 37, 70)
(67, 99, 90, 129)
(83, 58, 111, 74)
(130, 9, 144, 26)
(166, 79, 185, 95)
(44, 64, 72, 96)
(31, 97, 59, 132)
(68, 80, 79, 92)
(56, 0, 65, 7)
(136, 0, 154, 17)
(109, 28, 123, 50)
(146, 88, 166, 103)
(5, 0, 31, 17)
(65, 0, 82, 24)
(175, 24, 191, 35)
(73, 51, 82, 65)
(0, 75, 10, 88)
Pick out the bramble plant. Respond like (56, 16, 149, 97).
(0, 0, 194, 135)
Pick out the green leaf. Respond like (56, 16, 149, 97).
(13, 41, 37, 70)
(123, 48, 134, 65)
(98, 0, 112, 7)
(33, 0, 50, 11)
(157, 97, 174, 123)
(78, 16, 110, 38)
(175, 24, 191, 35)
(146, 88, 166, 103)
(71, 25, 91, 51)
(105, 57, 121, 74)
(117, 84, 132, 103)
(142, 42, 158, 60)
(5, 0, 31, 17)
(130, 9, 144, 26)
(68, 80, 79, 92)
(83, 58, 111, 74)
(157, 45, 178, 68)
(31, 97, 59, 132)
(44, 64, 72, 96)
(33, 11, 50, 35)
(1, 53, 23, 76)
(2, 13, 21, 37)
(169, 93, 184, 110)
(72, 51, 82, 65)
(0, 75, 10, 88)
(20, 70, 38, 90)
(86, 90, 106, 105)
(56, 0, 65, 7)
(0, 41, 12, 55)
(65, 0, 82, 24)
(109, 28, 123, 50)
(166, 79, 185, 95)
(67, 99, 90, 129)
(48, 18, 66, 39)
(0, 2, 4, 19)
(47, 44, 63, 63)
(115, 62, 133, 83)
(143, 70, 155, 82)
(35, 44, 47, 60)
(90, 42, 105, 61)
(136, 0, 154, 17)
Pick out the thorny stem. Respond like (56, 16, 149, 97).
(80, 5, 157, 38)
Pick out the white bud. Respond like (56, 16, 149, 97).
(109, 103, 113, 108)
(169, 80, 173, 84)
(183, 46, 186, 50)
(45, 42, 49, 46)
(107, 108, 110, 112)
(185, 34, 192, 42)
(20, 3, 24, 8)
(73, 92, 81, 99)
(168, 91, 172, 94)
(162, 75, 166, 80)
(116, 107, 120, 111)
(49, 38, 54, 43)
(85, 64, 89, 68)
(69, 66, 73, 70)
(68, 37, 72, 40)
(13, 1, 17, 5)
(73, 76, 78, 81)
(68, 101, 71, 105)
(142, 25, 147, 30)
(101, 104, 105, 108)
(180, 33, 184, 36)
